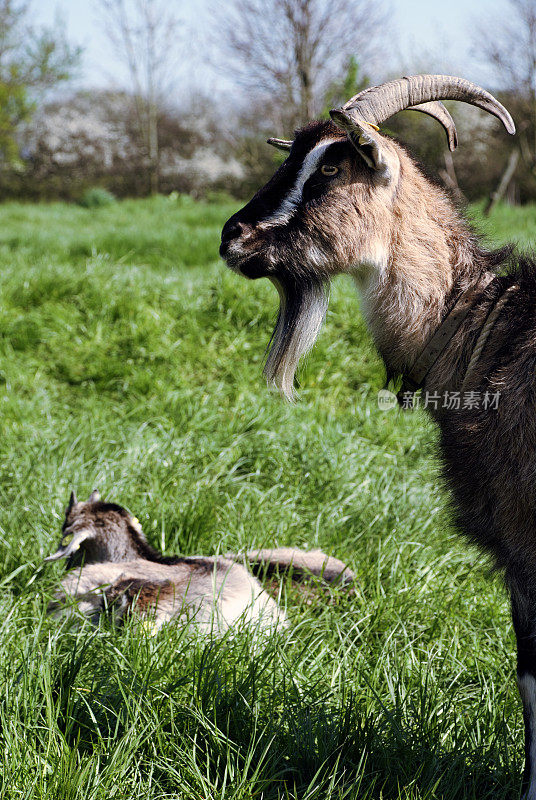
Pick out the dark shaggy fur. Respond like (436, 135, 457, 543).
(220, 109, 536, 794)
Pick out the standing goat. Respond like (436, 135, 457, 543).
(219, 74, 536, 794)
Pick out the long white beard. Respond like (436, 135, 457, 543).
(264, 276, 330, 400)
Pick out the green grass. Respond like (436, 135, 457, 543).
(0, 197, 531, 799)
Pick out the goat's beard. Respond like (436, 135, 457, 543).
(264, 274, 330, 400)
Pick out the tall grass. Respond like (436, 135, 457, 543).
(0, 197, 529, 798)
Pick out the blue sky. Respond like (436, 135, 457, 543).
(35, 0, 507, 94)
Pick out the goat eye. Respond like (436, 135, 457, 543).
(62, 533, 73, 546)
(320, 165, 339, 176)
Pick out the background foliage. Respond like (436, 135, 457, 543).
(0, 0, 533, 205)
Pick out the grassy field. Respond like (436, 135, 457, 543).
(0, 196, 533, 799)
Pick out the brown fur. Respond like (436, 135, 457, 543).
(45, 492, 355, 634)
(220, 117, 536, 793)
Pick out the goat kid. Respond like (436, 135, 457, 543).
(220, 74, 536, 795)
(44, 490, 354, 633)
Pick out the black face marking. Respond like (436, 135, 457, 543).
(219, 121, 346, 264)
(299, 142, 347, 205)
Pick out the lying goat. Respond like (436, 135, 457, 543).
(44, 490, 354, 633)
(219, 74, 536, 794)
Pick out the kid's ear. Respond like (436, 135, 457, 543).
(44, 528, 91, 562)
(129, 515, 144, 535)
(88, 489, 101, 503)
(64, 490, 78, 520)
(329, 108, 391, 177)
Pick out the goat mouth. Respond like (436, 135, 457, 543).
(223, 250, 272, 280)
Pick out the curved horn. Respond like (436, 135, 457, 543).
(267, 137, 293, 152)
(331, 74, 515, 139)
(407, 101, 458, 151)
(343, 82, 458, 149)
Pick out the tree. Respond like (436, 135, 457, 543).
(3, 89, 244, 202)
(476, 0, 536, 98)
(321, 56, 369, 118)
(95, 0, 183, 195)
(215, 0, 388, 134)
(0, 0, 81, 164)
(474, 0, 536, 202)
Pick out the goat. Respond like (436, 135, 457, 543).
(219, 73, 536, 794)
(44, 490, 354, 633)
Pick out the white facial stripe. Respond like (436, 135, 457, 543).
(260, 138, 339, 227)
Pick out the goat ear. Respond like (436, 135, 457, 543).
(88, 489, 101, 503)
(129, 515, 144, 535)
(44, 528, 92, 563)
(329, 109, 390, 176)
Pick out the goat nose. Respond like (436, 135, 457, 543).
(221, 221, 245, 245)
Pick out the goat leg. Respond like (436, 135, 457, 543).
(510, 573, 536, 799)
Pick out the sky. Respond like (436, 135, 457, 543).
(34, 0, 508, 96)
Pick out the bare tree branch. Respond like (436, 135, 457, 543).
(213, 0, 389, 132)
(94, 0, 183, 194)
(473, 0, 536, 198)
